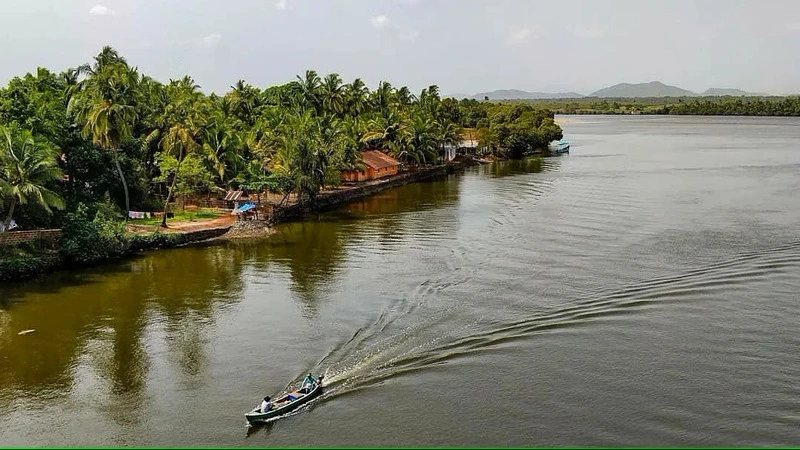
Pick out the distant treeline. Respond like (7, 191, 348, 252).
(465, 96, 800, 116)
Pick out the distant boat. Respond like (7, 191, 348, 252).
(551, 140, 570, 154)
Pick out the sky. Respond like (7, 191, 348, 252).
(1, 0, 799, 96)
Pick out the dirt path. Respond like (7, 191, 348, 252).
(127, 214, 235, 234)
(166, 215, 235, 232)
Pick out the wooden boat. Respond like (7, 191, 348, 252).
(245, 376, 324, 424)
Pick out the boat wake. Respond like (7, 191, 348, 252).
(313, 239, 800, 401)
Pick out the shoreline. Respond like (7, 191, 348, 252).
(0, 160, 475, 283)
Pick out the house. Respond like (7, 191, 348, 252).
(342, 150, 401, 182)
(457, 129, 482, 155)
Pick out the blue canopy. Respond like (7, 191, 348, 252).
(231, 202, 257, 214)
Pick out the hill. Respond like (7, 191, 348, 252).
(469, 89, 584, 100)
(589, 81, 696, 98)
(701, 88, 763, 96)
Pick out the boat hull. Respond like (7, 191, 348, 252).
(551, 140, 570, 154)
(245, 383, 322, 424)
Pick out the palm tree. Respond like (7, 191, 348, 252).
(295, 70, 322, 113)
(396, 86, 416, 106)
(270, 112, 334, 205)
(345, 78, 370, 117)
(362, 108, 408, 161)
(0, 126, 65, 232)
(158, 122, 200, 226)
(225, 80, 260, 126)
(148, 77, 205, 227)
(60, 68, 81, 108)
(407, 114, 438, 164)
(371, 81, 395, 111)
(436, 119, 462, 162)
(202, 113, 243, 184)
(418, 85, 441, 115)
(68, 61, 139, 217)
(341, 117, 367, 171)
(321, 73, 345, 116)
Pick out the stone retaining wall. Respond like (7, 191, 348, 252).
(129, 226, 231, 252)
(273, 162, 466, 222)
(169, 226, 231, 245)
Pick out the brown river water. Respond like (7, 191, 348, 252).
(1, 115, 800, 446)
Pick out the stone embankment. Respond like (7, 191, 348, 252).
(272, 161, 469, 222)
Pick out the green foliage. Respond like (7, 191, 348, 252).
(483, 96, 800, 116)
(0, 125, 65, 230)
(0, 245, 61, 281)
(0, 45, 566, 233)
(479, 104, 562, 157)
(60, 202, 129, 264)
(155, 153, 217, 209)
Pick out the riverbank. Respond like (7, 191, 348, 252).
(273, 161, 470, 222)
(0, 226, 232, 282)
(0, 160, 474, 283)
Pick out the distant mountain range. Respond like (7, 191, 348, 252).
(449, 81, 766, 100)
(700, 88, 765, 96)
(587, 81, 765, 98)
(469, 89, 584, 100)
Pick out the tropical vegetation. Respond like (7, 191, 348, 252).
(492, 96, 800, 116)
(0, 46, 562, 237)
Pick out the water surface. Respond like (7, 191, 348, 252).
(2, 115, 800, 446)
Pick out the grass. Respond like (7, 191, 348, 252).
(130, 208, 220, 226)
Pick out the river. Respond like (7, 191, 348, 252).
(2, 115, 800, 446)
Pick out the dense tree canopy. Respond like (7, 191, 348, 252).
(490, 96, 800, 116)
(0, 47, 562, 231)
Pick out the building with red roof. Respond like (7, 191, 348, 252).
(342, 150, 401, 182)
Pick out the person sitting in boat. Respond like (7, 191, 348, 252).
(259, 396, 273, 413)
(300, 373, 316, 392)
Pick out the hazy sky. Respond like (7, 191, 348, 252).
(2, 0, 799, 95)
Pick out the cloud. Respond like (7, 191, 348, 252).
(370, 14, 418, 41)
(201, 33, 223, 49)
(568, 26, 606, 39)
(89, 4, 115, 16)
(506, 27, 543, 45)
(400, 30, 420, 41)
(371, 15, 390, 29)
(275, 0, 288, 10)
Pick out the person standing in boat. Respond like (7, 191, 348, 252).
(259, 396, 272, 413)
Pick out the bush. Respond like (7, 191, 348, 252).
(0, 246, 61, 281)
(60, 202, 130, 264)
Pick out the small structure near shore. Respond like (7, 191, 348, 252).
(343, 150, 400, 182)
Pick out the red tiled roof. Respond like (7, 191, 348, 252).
(361, 150, 399, 170)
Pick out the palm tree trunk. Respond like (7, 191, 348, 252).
(161, 169, 180, 228)
(2, 198, 17, 233)
(161, 147, 185, 228)
(114, 152, 130, 220)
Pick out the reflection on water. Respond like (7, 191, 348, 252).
(0, 246, 245, 405)
(0, 173, 467, 402)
